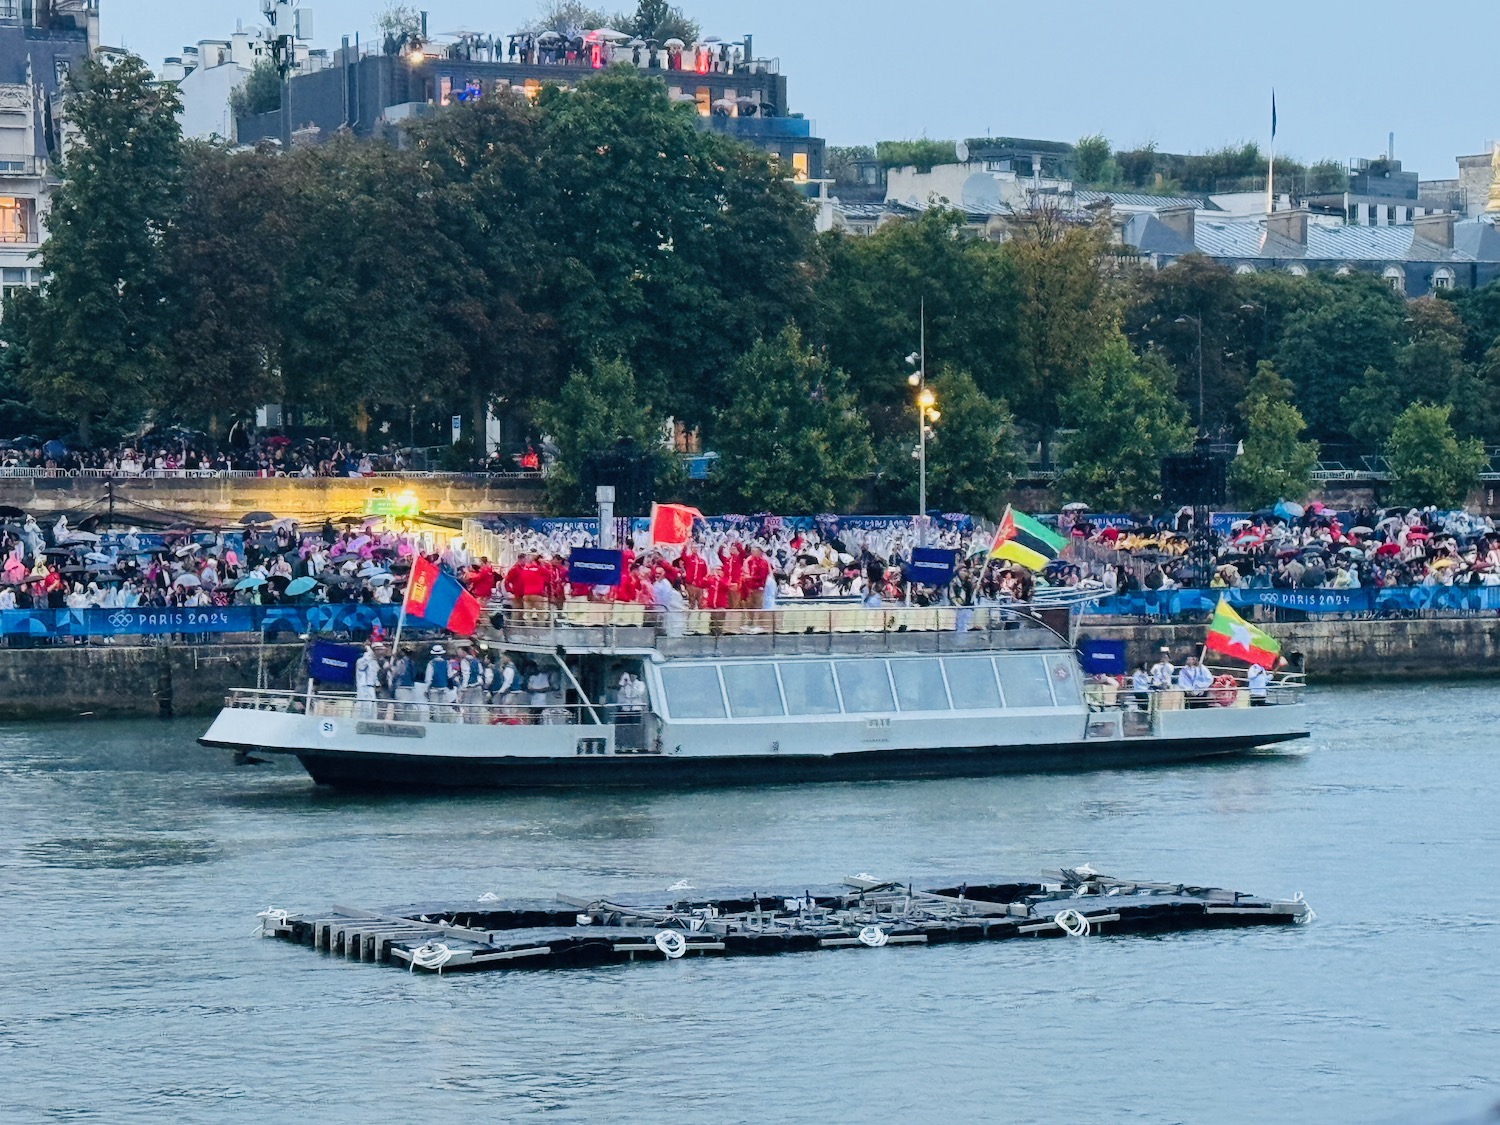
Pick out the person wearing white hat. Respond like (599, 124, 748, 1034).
(420, 644, 452, 722)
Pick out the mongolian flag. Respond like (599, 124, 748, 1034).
(649, 502, 703, 547)
(404, 556, 481, 636)
(989, 505, 1067, 571)
(1204, 598, 1281, 666)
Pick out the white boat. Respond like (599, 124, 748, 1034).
(199, 603, 1309, 791)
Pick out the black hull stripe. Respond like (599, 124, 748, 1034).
(201, 734, 1308, 791)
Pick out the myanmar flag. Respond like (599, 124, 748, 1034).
(1205, 598, 1281, 666)
(989, 505, 1067, 571)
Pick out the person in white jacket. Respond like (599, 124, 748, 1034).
(354, 645, 380, 718)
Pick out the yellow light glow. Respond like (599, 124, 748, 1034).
(917, 389, 936, 408)
(927, 410, 941, 422)
(907, 372, 921, 386)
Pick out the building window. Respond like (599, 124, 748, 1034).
(0, 197, 34, 244)
(54, 59, 69, 85)
(1433, 268, 1455, 292)
(695, 86, 711, 117)
(791, 151, 808, 182)
(1383, 266, 1405, 294)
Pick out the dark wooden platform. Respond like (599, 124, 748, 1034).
(255, 868, 1315, 974)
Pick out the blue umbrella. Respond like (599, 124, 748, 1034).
(234, 574, 267, 591)
(285, 576, 317, 596)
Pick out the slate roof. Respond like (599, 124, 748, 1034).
(1125, 212, 1500, 264)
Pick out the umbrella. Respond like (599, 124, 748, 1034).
(1061, 502, 1090, 512)
(1338, 546, 1364, 558)
(357, 564, 387, 579)
(670, 92, 697, 103)
(1274, 500, 1305, 519)
(173, 573, 201, 588)
(537, 30, 562, 41)
(265, 435, 291, 447)
(1375, 542, 1402, 557)
(234, 574, 267, 590)
(1349, 525, 1374, 536)
(240, 512, 275, 525)
(711, 98, 735, 110)
(0, 504, 26, 518)
(64, 531, 101, 543)
(588, 27, 628, 40)
(349, 535, 371, 550)
(285, 575, 317, 597)
(367, 574, 393, 586)
(664, 37, 685, 48)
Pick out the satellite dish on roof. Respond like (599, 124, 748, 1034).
(961, 173, 1002, 213)
(956, 140, 970, 163)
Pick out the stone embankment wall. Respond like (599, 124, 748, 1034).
(1079, 616, 1500, 681)
(0, 643, 306, 721)
(1, 617, 1497, 722)
(0, 476, 542, 523)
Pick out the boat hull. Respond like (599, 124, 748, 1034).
(205, 732, 1307, 791)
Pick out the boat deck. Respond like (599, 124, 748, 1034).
(256, 868, 1314, 974)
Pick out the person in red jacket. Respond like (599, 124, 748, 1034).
(741, 543, 772, 632)
(719, 540, 745, 612)
(503, 553, 529, 621)
(469, 558, 496, 601)
(679, 542, 708, 608)
(701, 568, 729, 634)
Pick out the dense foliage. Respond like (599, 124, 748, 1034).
(8, 51, 1500, 515)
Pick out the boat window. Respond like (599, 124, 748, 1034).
(1046, 655, 1082, 706)
(942, 656, 1003, 709)
(835, 660, 895, 714)
(995, 656, 1055, 708)
(890, 658, 950, 711)
(722, 663, 784, 718)
(659, 665, 725, 719)
(778, 661, 840, 715)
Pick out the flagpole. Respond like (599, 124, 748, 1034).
(391, 577, 411, 653)
(1267, 89, 1276, 216)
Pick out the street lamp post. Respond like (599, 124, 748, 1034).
(906, 301, 939, 545)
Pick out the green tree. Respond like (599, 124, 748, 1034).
(155, 142, 292, 436)
(1385, 402, 1486, 508)
(1056, 334, 1193, 509)
(711, 326, 873, 512)
(874, 138, 956, 171)
(408, 95, 558, 444)
(1342, 365, 1405, 446)
(873, 368, 1020, 519)
(1072, 133, 1112, 184)
(1006, 202, 1119, 463)
(535, 356, 675, 514)
(6, 55, 182, 444)
(825, 144, 874, 184)
(1228, 362, 1318, 507)
(628, 0, 698, 42)
(537, 68, 814, 430)
(228, 58, 281, 119)
(1273, 272, 1403, 441)
(811, 207, 1020, 423)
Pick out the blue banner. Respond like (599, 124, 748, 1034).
(310, 641, 359, 683)
(1087, 585, 1500, 617)
(907, 548, 958, 586)
(0, 604, 404, 638)
(1079, 639, 1128, 675)
(567, 548, 623, 586)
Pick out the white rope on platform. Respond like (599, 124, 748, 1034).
(409, 942, 454, 973)
(858, 925, 888, 948)
(1054, 909, 1090, 937)
(255, 907, 289, 937)
(654, 930, 687, 958)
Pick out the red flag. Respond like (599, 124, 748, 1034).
(404, 556, 482, 636)
(649, 503, 702, 547)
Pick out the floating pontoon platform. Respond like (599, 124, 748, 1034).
(256, 868, 1314, 974)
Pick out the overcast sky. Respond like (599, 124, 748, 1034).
(105, 0, 1496, 178)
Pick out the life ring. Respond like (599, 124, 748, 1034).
(1054, 909, 1089, 937)
(1211, 674, 1238, 707)
(858, 925, 888, 947)
(654, 930, 687, 958)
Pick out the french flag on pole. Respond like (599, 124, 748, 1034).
(404, 556, 482, 636)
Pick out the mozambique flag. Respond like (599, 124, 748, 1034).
(989, 505, 1067, 571)
(1204, 598, 1281, 666)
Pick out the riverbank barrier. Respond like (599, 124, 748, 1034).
(1079, 615, 1500, 682)
(2, 616, 1497, 721)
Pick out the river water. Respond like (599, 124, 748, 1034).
(2, 683, 1497, 1124)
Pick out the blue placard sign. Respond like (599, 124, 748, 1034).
(567, 548, 624, 586)
(907, 547, 958, 586)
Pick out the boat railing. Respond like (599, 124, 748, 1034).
(485, 600, 1070, 655)
(1081, 668, 1306, 714)
(221, 688, 649, 732)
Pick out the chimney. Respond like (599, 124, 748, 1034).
(1414, 210, 1455, 249)
(1156, 205, 1195, 245)
(1265, 207, 1309, 246)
